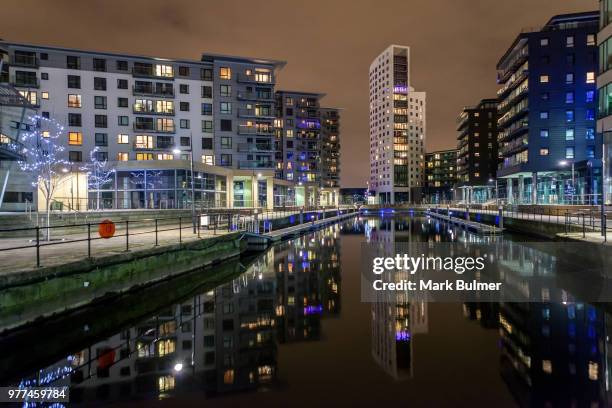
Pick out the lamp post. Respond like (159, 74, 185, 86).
(489, 178, 498, 206)
(559, 160, 575, 205)
(174, 142, 196, 234)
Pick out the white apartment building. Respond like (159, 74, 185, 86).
(369, 45, 426, 204)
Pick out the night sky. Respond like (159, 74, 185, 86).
(1, 0, 597, 187)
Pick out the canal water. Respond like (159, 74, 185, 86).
(1, 215, 610, 407)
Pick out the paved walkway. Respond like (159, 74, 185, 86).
(0, 222, 232, 274)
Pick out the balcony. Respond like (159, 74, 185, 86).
(132, 142, 174, 151)
(133, 123, 175, 134)
(237, 143, 274, 153)
(11, 77, 39, 88)
(132, 66, 174, 80)
(236, 91, 274, 102)
(238, 160, 274, 169)
(237, 73, 274, 84)
(11, 55, 38, 68)
(132, 85, 174, 98)
(237, 125, 274, 136)
(238, 108, 275, 119)
(133, 107, 175, 116)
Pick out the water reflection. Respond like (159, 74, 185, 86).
(4, 215, 612, 407)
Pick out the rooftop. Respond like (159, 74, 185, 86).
(201, 52, 286, 69)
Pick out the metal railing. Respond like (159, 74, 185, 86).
(0, 214, 240, 270)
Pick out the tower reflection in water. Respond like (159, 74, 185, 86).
(15, 224, 342, 404)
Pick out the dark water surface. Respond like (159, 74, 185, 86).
(3, 215, 610, 407)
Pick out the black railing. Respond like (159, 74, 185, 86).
(0, 214, 239, 270)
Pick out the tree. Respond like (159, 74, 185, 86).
(18, 116, 70, 240)
(81, 147, 115, 210)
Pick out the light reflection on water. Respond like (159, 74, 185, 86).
(4, 215, 612, 407)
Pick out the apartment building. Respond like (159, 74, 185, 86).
(369, 45, 425, 204)
(424, 149, 458, 203)
(320, 107, 341, 192)
(456, 99, 500, 204)
(496, 12, 600, 205)
(0, 84, 36, 211)
(599, 0, 612, 205)
(0, 41, 341, 210)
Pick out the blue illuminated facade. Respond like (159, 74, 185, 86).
(496, 12, 601, 204)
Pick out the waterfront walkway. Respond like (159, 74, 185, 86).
(0, 222, 232, 274)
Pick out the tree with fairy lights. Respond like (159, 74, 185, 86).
(18, 116, 70, 240)
(81, 147, 115, 210)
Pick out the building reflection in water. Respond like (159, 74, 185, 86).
(15, 224, 343, 404)
(368, 216, 429, 380)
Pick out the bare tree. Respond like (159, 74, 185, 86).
(81, 147, 115, 210)
(18, 116, 70, 240)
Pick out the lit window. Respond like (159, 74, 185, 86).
(566, 110, 574, 122)
(68, 94, 81, 108)
(117, 152, 128, 161)
(224, 369, 235, 384)
(566, 73, 574, 84)
(566, 36, 574, 47)
(540, 111, 549, 119)
(540, 148, 549, 156)
(202, 155, 214, 165)
(539, 75, 549, 83)
(220, 67, 231, 80)
(540, 129, 549, 138)
(588, 362, 599, 380)
(156, 153, 174, 160)
(286, 129, 293, 138)
(135, 135, 153, 149)
(136, 153, 153, 161)
(68, 131, 82, 145)
(586, 72, 595, 84)
(155, 64, 174, 78)
(542, 360, 552, 374)
(41, 91, 49, 100)
(586, 128, 595, 140)
(540, 38, 549, 46)
(566, 128, 574, 140)
(566, 147, 575, 159)
(117, 134, 129, 144)
(587, 34, 596, 46)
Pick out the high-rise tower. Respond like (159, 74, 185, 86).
(369, 45, 426, 204)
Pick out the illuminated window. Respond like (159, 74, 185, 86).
(542, 360, 552, 374)
(117, 152, 128, 161)
(202, 155, 214, 165)
(539, 148, 549, 156)
(223, 369, 235, 384)
(586, 72, 595, 84)
(42, 131, 50, 138)
(41, 91, 49, 100)
(587, 34, 596, 46)
(286, 129, 293, 138)
(156, 100, 174, 114)
(539, 75, 549, 83)
(68, 132, 82, 145)
(589, 361, 599, 380)
(158, 375, 175, 392)
(156, 153, 174, 160)
(220, 67, 231, 80)
(68, 94, 82, 108)
(155, 64, 174, 78)
(117, 134, 129, 144)
(135, 135, 153, 149)
(19, 90, 37, 105)
(136, 153, 153, 161)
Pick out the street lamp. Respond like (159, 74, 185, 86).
(173, 140, 196, 233)
(489, 178, 498, 206)
(559, 160, 575, 205)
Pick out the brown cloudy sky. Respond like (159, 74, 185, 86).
(1, 0, 598, 186)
